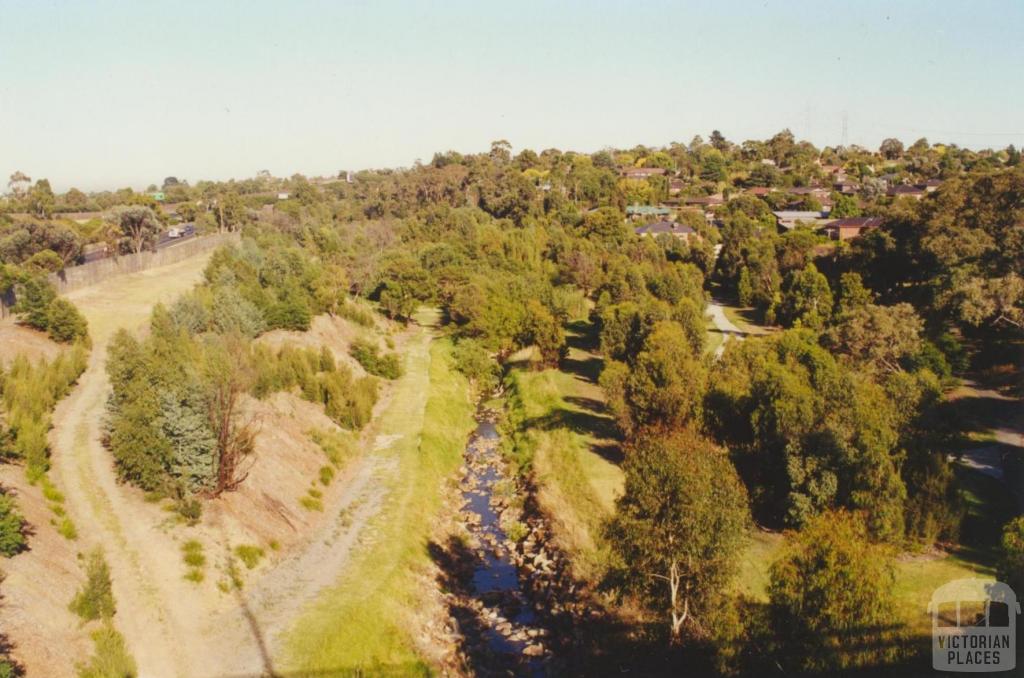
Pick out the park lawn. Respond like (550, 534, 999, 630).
(281, 333, 475, 675)
(734, 471, 1004, 643)
(721, 302, 771, 336)
(704, 313, 725, 356)
(504, 349, 623, 581)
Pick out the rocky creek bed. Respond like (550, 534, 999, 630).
(438, 406, 603, 677)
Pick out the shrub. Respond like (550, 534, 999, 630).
(77, 623, 137, 678)
(0, 494, 27, 557)
(318, 465, 335, 486)
(57, 516, 78, 540)
(769, 511, 902, 672)
(234, 544, 264, 569)
(45, 298, 89, 343)
(337, 301, 375, 327)
(181, 540, 205, 568)
(12, 276, 55, 331)
(69, 549, 115, 621)
(349, 339, 403, 379)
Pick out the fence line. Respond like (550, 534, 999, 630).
(0, 232, 240, 317)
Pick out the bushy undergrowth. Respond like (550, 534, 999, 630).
(1, 345, 89, 479)
(0, 493, 26, 556)
(69, 549, 115, 621)
(349, 339, 403, 379)
(76, 623, 136, 678)
(252, 344, 379, 429)
(12, 276, 89, 343)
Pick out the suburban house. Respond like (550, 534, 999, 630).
(834, 180, 859, 195)
(277, 191, 291, 200)
(918, 179, 942, 193)
(887, 184, 926, 199)
(626, 205, 672, 220)
(634, 220, 697, 241)
(747, 186, 775, 197)
(668, 178, 685, 195)
(788, 186, 831, 200)
(620, 167, 668, 179)
(773, 210, 831, 230)
(822, 216, 885, 241)
(682, 194, 725, 208)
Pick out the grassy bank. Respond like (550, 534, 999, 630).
(502, 347, 623, 580)
(282, 334, 475, 675)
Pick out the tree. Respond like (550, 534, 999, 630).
(26, 179, 55, 218)
(489, 139, 512, 164)
(13, 276, 56, 331)
(879, 138, 905, 160)
(769, 511, 901, 673)
(600, 321, 707, 434)
(0, 493, 26, 557)
(607, 428, 748, 643)
(835, 271, 873, 314)
(523, 299, 565, 367)
(826, 303, 923, 374)
(830, 193, 861, 218)
(709, 129, 729, 152)
(64, 187, 89, 210)
(203, 336, 257, 495)
(778, 263, 832, 328)
(998, 517, 1024, 597)
(7, 171, 30, 198)
(45, 297, 89, 343)
(108, 205, 160, 254)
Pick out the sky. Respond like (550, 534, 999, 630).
(1, 0, 1023, 192)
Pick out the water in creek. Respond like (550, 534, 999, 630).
(459, 415, 549, 676)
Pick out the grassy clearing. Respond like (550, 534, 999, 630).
(503, 338, 623, 580)
(734, 524, 996, 642)
(722, 303, 770, 336)
(282, 333, 475, 675)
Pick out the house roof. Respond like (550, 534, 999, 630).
(626, 205, 672, 215)
(747, 186, 774, 196)
(824, 217, 885, 230)
(773, 210, 827, 219)
(620, 167, 667, 176)
(888, 184, 926, 195)
(635, 220, 695, 236)
(683, 194, 724, 205)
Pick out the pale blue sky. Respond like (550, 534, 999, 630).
(1, 0, 1022, 191)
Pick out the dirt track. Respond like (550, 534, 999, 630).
(37, 254, 431, 677)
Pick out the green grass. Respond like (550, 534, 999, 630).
(234, 544, 264, 569)
(76, 623, 137, 678)
(722, 303, 770, 335)
(705, 315, 725, 356)
(503, 353, 623, 580)
(181, 540, 205, 568)
(282, 333, 475, 675)
(735, 527, 997, 642)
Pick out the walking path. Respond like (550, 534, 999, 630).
(707, 299, 745, 359)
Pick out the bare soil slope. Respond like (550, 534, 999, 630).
(2, 251, 427, 677)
